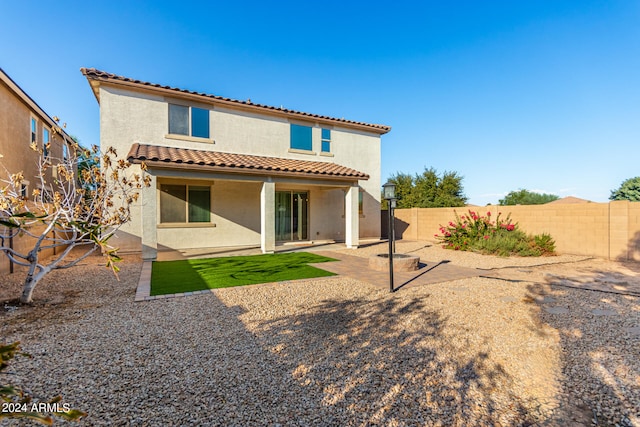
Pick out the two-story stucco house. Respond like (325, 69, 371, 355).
(81, 68, 390, 260)
(0, 67, 72, 274)
(0, 68, 69, 201)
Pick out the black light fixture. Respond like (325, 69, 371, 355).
(382, 181, 397, 293)
(382, 181, 396, 201)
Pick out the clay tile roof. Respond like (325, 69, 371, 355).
(127, 143, 369, 180)
(81, 68, 391, 134)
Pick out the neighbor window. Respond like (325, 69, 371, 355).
(321, 128, 331, 153)
(30, 118, 37, 144)
(290, 124, 312, 151)
(168, 104, 210, 138)
(160, 184, 211, 223)
(43, 128, 50, 158)
(20, 183, 28, 199)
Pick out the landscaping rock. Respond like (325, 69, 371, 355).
(1, 242, 638, 426)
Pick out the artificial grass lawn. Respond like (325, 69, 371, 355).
(150, 252, 337, 296)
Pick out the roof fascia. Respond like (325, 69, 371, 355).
(87, 75, 390, 135)
(0, 68, 74, 139)
(132, 159, 369, 181)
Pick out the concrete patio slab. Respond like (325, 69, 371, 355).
(312, 251, 482, 291)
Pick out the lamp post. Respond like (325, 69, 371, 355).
(382, 181, 396, 293)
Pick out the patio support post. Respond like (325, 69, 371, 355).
(261, 180, 275, 253)
(141, 173, 158, 260)
(345, 184, 359, 249)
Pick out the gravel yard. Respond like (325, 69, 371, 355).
(1, 242, 639, 426)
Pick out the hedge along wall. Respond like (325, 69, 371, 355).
(382, 200, 640, 261)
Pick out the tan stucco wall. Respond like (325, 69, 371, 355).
(0, 75, 67, 274)
(0, 80, 64, 193)
(99, 84, 382, 251)
(157, 180, 262, 250)
(389, 201, 640, 261)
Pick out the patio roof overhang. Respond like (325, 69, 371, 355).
(127, 143, 370, 182)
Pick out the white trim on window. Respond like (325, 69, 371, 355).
(30, 116, 37, 145)
(167, 103, 211, 140)
(158, 182, 213, 225)
(20, 179, 30, 200)
(43, 126, 50, 158)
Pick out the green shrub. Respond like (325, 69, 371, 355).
(533, 233, 555, 255)
(435, 210, 556, 257)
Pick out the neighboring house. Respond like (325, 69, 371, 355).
(0, 68, 69, 199)
(81, 68, 391, 260)
(0, 67, 71, 274)
(546, 196, 592, 204)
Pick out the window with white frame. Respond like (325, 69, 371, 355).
(30, 117, 37, 145)
(20, 180, 30, 200)
(43, 128, 50, 158)
(160, 184, 211, 223)
(321, 128, 331, 153)
(168, 104, 210, 138)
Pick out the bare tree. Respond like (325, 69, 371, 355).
(0, 121, 149, 303)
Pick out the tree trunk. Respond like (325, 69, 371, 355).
(20, 251, 44, 304)
(20, 275, 38, 304)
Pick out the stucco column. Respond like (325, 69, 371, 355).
(261, 180, 275, 253)
(141, 173, 157, 260)
(345, 184, 359, 249)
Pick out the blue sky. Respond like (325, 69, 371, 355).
(1, 1, 638, 205)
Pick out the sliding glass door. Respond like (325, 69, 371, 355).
(275, 191, 308, 241)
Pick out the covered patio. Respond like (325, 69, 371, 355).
(127, 144, 371, 260)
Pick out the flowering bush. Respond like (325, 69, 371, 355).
(435, 210, 555, 256)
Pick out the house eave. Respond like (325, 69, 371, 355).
(0, 68, 74, 140)
(132, 160, 369, 182)
(81, 68, 391, 135)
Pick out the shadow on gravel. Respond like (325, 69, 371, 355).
(524, 280, 640, 426)
(253, 294, 544, 425)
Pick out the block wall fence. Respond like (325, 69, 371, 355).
(0, 225, 62, 275)
(382, 201, 640, 261)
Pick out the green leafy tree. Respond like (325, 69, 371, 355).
(413, 168, 438, 207)
(385, 172, 416, 208)
(499, 189, 559, 205)
(433, 170, 466, 207)
(385, 168, 467, 208)
(610, 177, 640, 201)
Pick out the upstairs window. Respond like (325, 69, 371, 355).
(321, 128, 331, 153)
(20, 183, 28, 199)
(160, 184, 211, 223)
(43, 128, 50, 158)
(290, 124, 312, 151)
(30, 118, 37, 144)
(168, 104, 210, 138)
